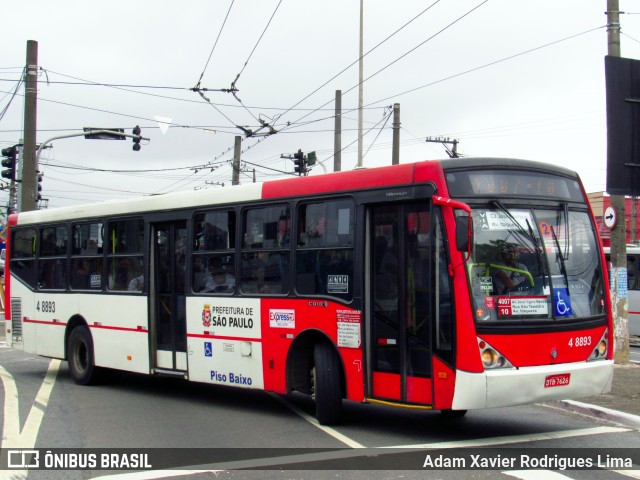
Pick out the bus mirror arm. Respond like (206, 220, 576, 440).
(449, 215, 473, 277)
(432, 196, 473, 276)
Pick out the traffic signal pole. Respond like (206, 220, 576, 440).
(607, 0, 630, 363)
(20, 40, 38, 212)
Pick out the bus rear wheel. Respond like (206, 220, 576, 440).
(312, 343, 342, 425)
(67, 325, 99, 385)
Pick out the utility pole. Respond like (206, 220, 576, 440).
(357, 0, 364, 169)
(607, 0, 630, 363)
(392, 103, 400, 165)
(20, 40, 38, 212)
(425, 136, 460, 158)
(232, 136, 241, 186)
(334, 90, 342, 172)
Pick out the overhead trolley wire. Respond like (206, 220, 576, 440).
(0, 67, 25, 123)
(367, 25, 606, 107)
(228, 0, 285, 133)
(275, 0, 442, 129)
(230, 0, 284, 93)
(280, 0, 489, 134)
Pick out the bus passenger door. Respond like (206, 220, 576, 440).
(150, 221, 187, 373)
(369, 204, 434, 405)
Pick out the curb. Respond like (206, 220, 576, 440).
(550, 399, 640, 429)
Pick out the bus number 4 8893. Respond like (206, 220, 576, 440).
(36, 301, 56, 313)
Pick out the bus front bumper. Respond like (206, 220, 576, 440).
(451, 360, 614, 411)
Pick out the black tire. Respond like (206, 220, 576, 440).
(67, 325, 100, 385)
(313, 343, 342, 425)
(440, 408, 468, 418)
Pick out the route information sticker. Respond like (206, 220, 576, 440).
(497, 296, 548, 316)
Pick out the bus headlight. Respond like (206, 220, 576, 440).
(478, 338, 514, 369)
(589, 329, 609, 361)
(481, 349, 498, 367)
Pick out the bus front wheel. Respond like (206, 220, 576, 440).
(440, 408, 467, 418)
(312, 343, 342, 425)
(67, 326, 99, 385)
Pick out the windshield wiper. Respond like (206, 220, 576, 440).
(562, 202, 570, 260)
(526, 217, 547, 288)
(491, 200, 537, 247)
(550, 224, 569, 289)
(491, 200, 546, 287)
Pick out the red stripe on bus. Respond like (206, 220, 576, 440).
(187, 333, 263, 343)
(91, 324, 149, 333)
(23, 319, 148, 334)
(24, 319, 66, 326)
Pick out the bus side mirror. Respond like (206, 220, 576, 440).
(456, 215, 472, 253)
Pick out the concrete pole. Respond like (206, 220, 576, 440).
(392, 103, 400, 165)
(607, 0, 630, 363)
(20, 40, 38, 212)
(232, 136, 241, 185)
(334, 90, 342, 172)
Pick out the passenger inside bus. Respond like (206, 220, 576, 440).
(200, 256, 235, 293)
(493, 244, 529, 294)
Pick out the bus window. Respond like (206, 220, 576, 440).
(193, 210, 236, 294)
(241, 205, 290, 294)
(194, 211, 235, 251)
(71, 222, 104, 290)
(10, 228, 37, 289)
(296, 199, 354, 300)
(628, 255, 638, 290)
(107, 219, 144, 292)
(38, 225, 69, 290)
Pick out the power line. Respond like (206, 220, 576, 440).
(274, 0, 442, 127)
(39, 69, 233, 106)
(367, 25, 606, 107)
(40, 160, 218, 174)
(0, 68, 24, 123)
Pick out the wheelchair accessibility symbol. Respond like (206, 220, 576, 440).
(204, 341, 213, 357)
(553, 288, 572, 317)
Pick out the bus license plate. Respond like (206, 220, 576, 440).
(544, 373, 570, 388)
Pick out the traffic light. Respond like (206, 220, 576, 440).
(293, 149, 305, 176)
(132, 125, 141, 151)
(1, 145, 17, 180)
(36, 172, 43, 202)
(307, 151, 317, 168)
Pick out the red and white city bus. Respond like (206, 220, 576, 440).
(4, 158, 613, 424)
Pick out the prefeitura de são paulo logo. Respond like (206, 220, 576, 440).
(202, 304, 211, 327)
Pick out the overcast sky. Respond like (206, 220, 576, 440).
(2, 1, 640, 209)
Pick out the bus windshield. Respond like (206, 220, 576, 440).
(468, 204, 606, 323)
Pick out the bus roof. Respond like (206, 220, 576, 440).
(10, 157, 580, 226)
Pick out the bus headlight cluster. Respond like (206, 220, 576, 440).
(589, 329, 609, 361)
(478, 338, 513, 369)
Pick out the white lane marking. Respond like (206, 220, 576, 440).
(267, 392, 365, 448)
(20, 359, 60, 447)
(506, 470, 640, 480)
(384, 426, 630, 449)
(92, 471, 220, 480)
(0, 364, 20, 446)
(612, 471, 640, 479)
(0, 359, 60, 480)
(504, 471, 573, 480)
